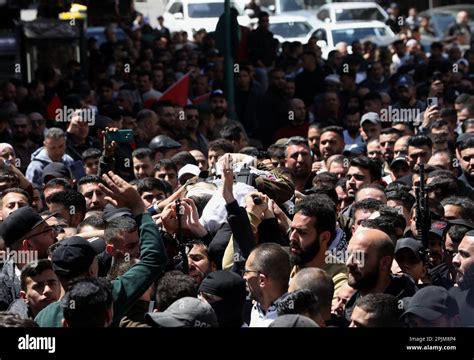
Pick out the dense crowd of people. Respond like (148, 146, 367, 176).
(0, 2, 473, 328)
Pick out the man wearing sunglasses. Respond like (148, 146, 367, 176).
(0, 206, 57, 298)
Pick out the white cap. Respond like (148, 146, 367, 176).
(324, 74, 341, 85)
(178, 164, 201, 180)
(360, 112, 381, 126)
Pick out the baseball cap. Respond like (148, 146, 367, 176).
(145, 297, 218, 328)
(360, 112, 381, 126)
(343, 144, 366, 156)
(397, 75, 414, 88)
(42, 162, 72, 183)
(0, 207, 46, 247)
(390, 157, 409, 168)
(324, 74, 341, 85)
(429, 221, 447, 238)
(269, 314, 319, 327)
(395, 237, 425, 263)
(178, 164, 201, 181)
(148, 135, 181, 151)
(51, 236, 105, 278)
(444, 219, 474, 239)
(103, 204, 132, 222)
(210, 89, 226, 100)
(401, 286, 459, 321)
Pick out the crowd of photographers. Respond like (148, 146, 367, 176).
(0, 3, 473, 327)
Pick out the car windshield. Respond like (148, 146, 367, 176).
(187, 2, 243, 18)
(86, 27, 128, 46)
(334, 8, 385, 22)
(331, 27, 388, 44)
(260, 0, 305, 12)
(430, 13, 456, 36)
(269, 21, 311, 38)
(281, 0, 305, 12)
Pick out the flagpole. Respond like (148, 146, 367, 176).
(223, 0, 235, 120)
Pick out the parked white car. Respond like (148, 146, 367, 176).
(311, 20, 395, 58)
(269, 15, 318, 43)
(259, 0, 310, 16)
(315, 2, 388, 23)
(162, 0, 252, 36)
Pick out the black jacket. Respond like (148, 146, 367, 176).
(449, 286, 474, 326)
(344, 274, 418, 322)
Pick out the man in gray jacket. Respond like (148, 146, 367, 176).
(26, 128, 75, 186)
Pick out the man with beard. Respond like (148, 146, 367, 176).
(243, 243, 290, 327)
(210, 90, 247, 142)
(449, 230, 474, 326)
(132, 148, 155, 180)
(152, 101, 181, 139)
(187, 241, 217, 286)
(77, 175, 108, 212)
(289, 195, 347, 304)
(319, 126, 345, 162)
(407, 135, 432, 171)
(184, 105, 208, 156)
(346, 156, 382, 203)
(392, 75, 426, 121)
(344, 228, 417, 321)
(0, 207, 57, 298)
(456, 134, 474, 190)
(11, 114, 39, 173)
(360, 62, 389, 93)
(379, 128, 402, 165)
(311, 126, 345, 175)
(285, 137, 313, 192)
(342, 109, 363, 149)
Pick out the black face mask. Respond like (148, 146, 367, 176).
(210, 300, 243, 328)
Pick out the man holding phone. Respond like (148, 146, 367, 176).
(392, 75, 426, 121)
(66, 110, 101, 161)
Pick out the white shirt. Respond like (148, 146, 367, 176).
(249, 294, 287, 327)
(249, 302, 279, 327)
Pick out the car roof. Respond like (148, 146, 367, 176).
(319, 20, 389, 29)
(269, 15, 313, 23)
(319, 2, 381, 9)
